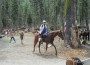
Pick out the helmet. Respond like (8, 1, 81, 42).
(43, 20, 46, 23)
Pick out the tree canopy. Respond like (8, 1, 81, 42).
(0, 0, 89, 30)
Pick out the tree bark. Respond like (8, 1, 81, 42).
(64, 0, 80, 48)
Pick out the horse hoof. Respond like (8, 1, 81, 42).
(39, 52, 41, 54)
(55, 53, 57, 56)
(38, 45, 39, 48)
(32, 50, 35, 53)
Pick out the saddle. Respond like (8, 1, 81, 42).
(38, 33, 48, 43)
(40, 33, 48, 38)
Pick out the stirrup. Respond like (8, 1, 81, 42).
(39, 38, 42, 42)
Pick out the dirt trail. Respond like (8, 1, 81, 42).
(0, 33, 66, 65)
(0, 33, 90, 65)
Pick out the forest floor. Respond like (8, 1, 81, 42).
(0, 32, 90, 65)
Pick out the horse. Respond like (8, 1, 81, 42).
(79, 31, 89, 41)
(33, 30, 63, 56)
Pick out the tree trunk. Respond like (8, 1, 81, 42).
(64, 0, 80, 48)
(64, 0, 72, 47)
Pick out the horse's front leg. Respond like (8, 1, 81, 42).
(51, 43, 57, 56)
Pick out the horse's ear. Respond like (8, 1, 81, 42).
(59, 30, 61, 32)
(57, 30, 61, 32)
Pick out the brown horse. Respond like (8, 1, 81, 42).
(33, 30, 63, 56)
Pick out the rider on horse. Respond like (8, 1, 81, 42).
(39, 20, 48, 41)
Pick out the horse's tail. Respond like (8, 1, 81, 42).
(34, 33, 39, 44)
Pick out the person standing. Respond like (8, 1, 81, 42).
(9, 29, 16, 43)
(19, 31, 24, 45)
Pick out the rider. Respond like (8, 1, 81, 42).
(39, 20, 48, 40)
(39, 20, 52, 47)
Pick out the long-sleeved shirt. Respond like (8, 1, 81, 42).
(39, 24, 48, 35)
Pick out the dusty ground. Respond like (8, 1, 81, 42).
(54, 37, 90, 59)
(0, 32, 90, 65)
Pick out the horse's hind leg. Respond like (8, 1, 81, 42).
(33, 35, 38, 52)
(88, 33, 89, 41)
(45, 43, 48, 52)
(51, 43, 57, 56)
(33, 43, 37, 52)
(39, 41, 42, 54)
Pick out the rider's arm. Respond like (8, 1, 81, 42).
(39, 24, 44, 34)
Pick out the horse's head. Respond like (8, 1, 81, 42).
(49, 30, 64, 40)
(57, 30, 64, 40)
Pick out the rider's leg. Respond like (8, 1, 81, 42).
(39, 34, 43, 43)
